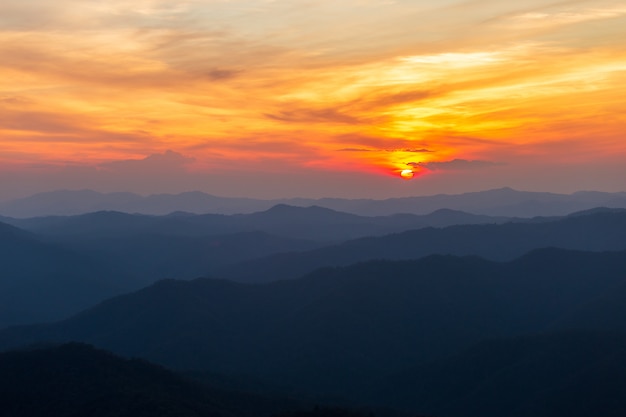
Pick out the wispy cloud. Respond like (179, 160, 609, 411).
(504, 5, 626, 29)
(338, 148, 372, 152)
(411, 159, 503, 171)
(265, 108, 361, 124)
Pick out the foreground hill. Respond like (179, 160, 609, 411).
(2, 188, 626, 217)
(0, 342, 310, 417)
(2, 248, 626, 406)
(377, 331, 626, 417)
(220, 210, 626, 282)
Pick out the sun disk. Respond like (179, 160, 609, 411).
(400, 169, 414, 179)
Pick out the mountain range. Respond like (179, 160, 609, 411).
(2, 207, 626, 328)
(0, 204, 511, 243)
(2, 187, 626, 217)
(2, 189, 626, 416)
(220, 209, 626, 282)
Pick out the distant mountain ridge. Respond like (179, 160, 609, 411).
(2, 205, 511, 243)
(0, 216, 320, 328)
(0, 204, 514, 328)
(219, 209, 626, 282)
(2, 187, 626, 217)
(2, 208, 626, 328)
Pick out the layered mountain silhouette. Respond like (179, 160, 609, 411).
(0, 205, 514, 327)
(3, 209, 626, 328)
(0, 190, 271, 218)
(3, 187, 626, 416)
(3, 248, 626, 412)
(3, 205, 510, 243)
(220, 210, 626, 282)
(2, 188, 626, 217)
(0, 217, 320, 327)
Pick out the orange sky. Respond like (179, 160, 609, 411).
(1, 0, 625, 198)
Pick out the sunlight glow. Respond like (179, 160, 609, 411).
(400, 169, 414, 179)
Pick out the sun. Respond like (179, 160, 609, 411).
(400, 169, 414, 179)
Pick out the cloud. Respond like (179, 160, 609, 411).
(205, 68, 241, 81)
(338, 147, 432, 153)
(411, 159, 503, 171)
(400, 52, 503, 67)
(265, 108, 361, 124)
(388, 148, 433, 153)
(357, 89, 435, 110)
(0, 110, 75, 134)
(0, 95, 31, 106)
(337, 146, 433, 154)
(100, 150, 195, 173)
(504, 6, 626, 29)
(338, 148, 372, 152)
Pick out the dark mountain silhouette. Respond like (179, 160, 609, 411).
(70, 231, 319, 288)
(231, 205, 382, 242)
(0, 190, 271, 218)
(2, 248, 626, 404)
(0, 218, 320, 326)
(328, 188, 626, 217)
(272, 407, 413, 417)
(220, 210, 626, 282)
(5, 210, 249, 239)
(4, 206, 510, 243)
(0, 206, 513, 300)
(0, 342, 307, 417)
(232, 205, 508, 241)
(376, 331, 626, 417)
(2, 188, 625, 217)
(0, 221, 122, 328)
(4, 209, 625, 327)
(550, 279, 626, 333)
(1, 205, 507, 326)
(0, 219, 32, 240)
(7, 210, 214, 238)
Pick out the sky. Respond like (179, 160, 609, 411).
(1, 0, 625, 200)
